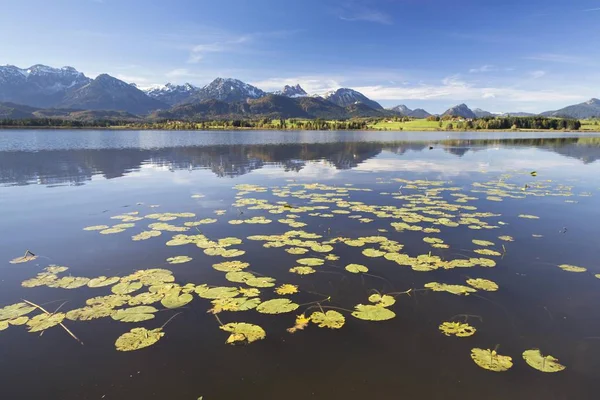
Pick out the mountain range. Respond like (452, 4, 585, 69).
(0, 63, 599, 120)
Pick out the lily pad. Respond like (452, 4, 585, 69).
(27, 313, 65, 332)
(439, 321, 476, 337)
(213, 261, 249, 272)
(425, 282, 476, 296)
(472, 240, 495, 247)
(50, 276, 90, 289)
(161, 290, 193, 309)
(368, 294, 395, 307)
(167, 256, 192, 264)
(0, 302, 36, 321)
(522, 349, 566, 373)
(132, 230, 162, 241)
(66, 305, 114, 321)
(296, 258, 324, 267)
(558, 264, 586, 273)
(287, 314, 310, 333)
(208, 297, 260, 314)
(112, 281, 143, 295)
(115, 327, 164, 351)
(195, 285, 240, 299)
(256, 298, 299, 314)
(88, 276, 121, 288)
(362, 248, 386, 258)
(275, 284, 298, 295)
(466, 278, 499, 291)
(470, 348, 513, 372)
(220, 322, 266, 344)
(289, 266, 316, 275)
(112, 306, 158, 323)
(351, 304, 396, 321)
(87, 294, 131, 308)
(83, 225, 109, 231)
(345, 264, 369, 274)
(310, 310, 345, 329)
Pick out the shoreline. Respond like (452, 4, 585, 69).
(0, 126, 598, 133)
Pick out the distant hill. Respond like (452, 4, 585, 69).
(152, 94, 385, 120)
(473, 108, 494, 118)
(541, 98, 600, 119)
(0, 101, 140, 121)
(324, 88, 383, 110)
(498, 112, 537, 117)
(60, 74, 167, 114)
(388, 104, 432, 118)
(442, 103, 477, 119)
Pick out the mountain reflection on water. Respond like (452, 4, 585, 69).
(1, 136, 600, 187)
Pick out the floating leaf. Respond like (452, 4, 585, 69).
(66, 305, 114, 321)
(522, 349, 566, 373)
(99, 227, 126, 235)
(352, 304, 396, 321)
(50, 276, 90, 289)
(112, 281, 143, 295)
(239, 287, 260, 297)
(115, 327, 164, 351)
(472, 240, 495, 247)
(0, 302, 36, 321)
(132, 230, 162, 241)
(8, 316, 29, 326)
(558, 264, 586, 273)
(128, 292, 164, 306)
(208, 297, 260, 314)
(345, 264, 369, 274)
(213, 260, 249, 272)
(519, 214, 539, 219)
(225, 271, 255, 283)
(287, 314, 310, 333)
(87, 276, 120, 288)
(498, 235, 514, 242)
(275, 284, 298, 295)
(310, 310, 345, 329)
(9, 253, 38, 264)
(45, 265, 69, 274)
(470, 348, 513, 372)
(161, 290, 193, 309)
(112, 306, 157, 323)
(286, 247, 309, 255)
(466, 278, 499, 291)
(297, 258, 324, 267)
(425, 282, 476, 296)
(167, 256, 192, 264)
(27, 313, 65, 332)
(256, 298, 299, 314)
(368, 294, 395, 307)
(289, 266, 315, 275)
(83, 225, 109, 231)
(473, 249, 502, 256)
(195, 285, 239, 299)
(439, 321, 476, 337)
(362, 248, 386, 258)
(220, 322, 265, 344)
(87, 294, 131, 308)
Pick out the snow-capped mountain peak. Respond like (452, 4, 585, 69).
(324, 88, 383, 110)
(274, 84, 308, 98)
(144, 82, 200, 105)
(194, 77, 266, 103)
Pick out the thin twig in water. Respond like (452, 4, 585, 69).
(22, 299, 83, 345)
(161, 312, 183, 329)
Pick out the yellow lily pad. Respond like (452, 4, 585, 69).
(220, 322, 265, 344)
(352, 304, 396, 321)
(466, 278, 498, 291)
(275, 284, 299, 295)
(87, 276, 121, 288)
(115, 327, 164, 351)
(558, 264, 586, 273)
(345, 264, 368, 274)
(368, 294, 395, 307)
(167, 256, 193, 264)
(470, 348, 513, 372)
(522, 349, 566, 373)
(112, 281, 143, 295)
(310, 310, 345, 329)
(27, 313, 65, 332)
(256, 298, 299, 314)
(439, 321, 476, 337)
(289, 266, 316, 275)
(112, 306, 157, 323)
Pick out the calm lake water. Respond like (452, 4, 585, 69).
(1, 129, 600, 400)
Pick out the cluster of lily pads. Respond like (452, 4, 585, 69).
(3, 173, 592, 372)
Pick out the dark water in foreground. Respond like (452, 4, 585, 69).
(1, 130, 600, 400)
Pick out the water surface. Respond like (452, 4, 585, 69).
(1, 130, 600, 400)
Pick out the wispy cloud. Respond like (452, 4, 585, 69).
(525, 53, 586, 64)
(582, 7, 600, 12)
(336, 1, 392, 24)
(469, 65, 495, 73)
(529, 70, 546, 79)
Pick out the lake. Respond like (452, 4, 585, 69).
(1, 129, 600, 400)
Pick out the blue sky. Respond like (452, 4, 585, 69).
(1, 0, 599, 113)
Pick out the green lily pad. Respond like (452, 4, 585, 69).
(112, 306, 158, 323)
(362, 248, 386, 258)
(86, 294, 131, 308)
(245, 277, 276, 288)
(275, 284, 298, 295)
(296, 258, 324, 266)
(161, 290, 193, 309)
(128, 292, 164, 306)
(213, 261, 249, 272)
(352, 304, 396, 321)
(167, 256, 192, 264)
(368, 294, 395, 307)
(439, 321, 476, 337)
(558, 264, 587, 273)
(27, 313, 65, 332)
(425, 282, 477, 296)
(87, 276, 121, 288)
(289, 266, 316, 275)
(256, 298, 299, 314)
(0, 302, 36, 322)
(345, 264, 369, 274)
(310, 310, 345, 329)
(209, 297, 260, 314)
(112, 281, 143, 295)
(220, 322, 266, 344)
(225, 271, 255, 283)
(66, 305, 114, 321)
(115, 327, 164, 352)
(466, 278, 498, 291)
(195, 285, 240, 299)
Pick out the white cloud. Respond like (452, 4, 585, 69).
(336, 1, 392, 24)
(525, 53, 586, 64)
(469, 65, 495, 73)
(529, 70, 546, 79)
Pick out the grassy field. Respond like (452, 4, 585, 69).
(369, 119, 453, 131)
(580, 119, 600, 131)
